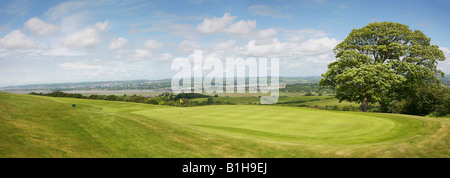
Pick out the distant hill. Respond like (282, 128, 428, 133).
(279, 76, 322, 84)
(0, 76, 322, 91)
(3, 75, 447, 92)
(0, 79, 171, 91)
(440, 75, 450, 85)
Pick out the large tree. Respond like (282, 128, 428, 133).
(319, 22, 446, 112)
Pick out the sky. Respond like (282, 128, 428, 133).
(0, 0, 449, 87)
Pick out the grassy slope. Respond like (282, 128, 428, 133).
(0, 92, 449, 158)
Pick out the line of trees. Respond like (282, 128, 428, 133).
(281, 83, 332, 93)
(29, 91, 222, 107)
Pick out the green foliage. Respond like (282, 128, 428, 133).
(304, 92, 315, 96)
(105, 95, 117, 101)
(207, 97, 214, 105)
(320, 22, 446, 113)
(174, 93, 209, 100)
(89, 94, 98, 99)
(281, 83, 331, 93)
(400, 84, 450, 116)
(32, 91, 220, 107)
(30, 91, 83, 98)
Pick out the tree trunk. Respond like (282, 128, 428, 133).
(361, 97, 369, 112)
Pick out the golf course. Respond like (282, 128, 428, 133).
(1, 92, 448, 158)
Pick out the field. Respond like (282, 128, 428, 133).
(0, 92, 449, 158)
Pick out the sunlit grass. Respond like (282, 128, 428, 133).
(1, 92, 448, 158)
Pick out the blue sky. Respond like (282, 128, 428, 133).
(0, 0, 449, 87)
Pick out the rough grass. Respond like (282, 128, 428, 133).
(0, 92, 449, 158)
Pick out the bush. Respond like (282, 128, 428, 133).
(304, 92, 315, 96)
(89, 94, 99, 99)
(342, 105, 359, 112)
(174, 93, 209, 100)
(146, 98, 160, 105)
(206, 97, 214, 105)
(400, 84, 450, 116)
(105, 95, 117, 101)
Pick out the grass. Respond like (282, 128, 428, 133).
(192, 95, 359, 108)
(0, 92, 449, 157)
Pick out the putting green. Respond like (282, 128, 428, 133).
(132, 105, 423, 144)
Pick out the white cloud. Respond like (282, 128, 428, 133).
(134, 49, 152, 58)
(24, 17, 59, 37)
(63, 27, 100, 50)
(292, 37, 339, 56)
(256, 28, 278, 39)
(196, 13, 256, 35)
(128, 49, 172, 62)
(128, 49, 152, 61)
(306, 54, 333, 64)
(143, 39, 163, 50)
(156, 53, 172, 61)
(95, 21, 108, 32)
(109, 37, 128, 50)
(0, 49, 10, 57)
(441, 47, 450, 57)
(200, 40, 238, 60)
(214, 40, 236, 51)
(60, 12, 88, 33)
(239, 38, 287, 57)
(63, 21, 108, 50)
(284, 28, 327, 43)
(0, 30, 36, 50)
(58, 62, 104, 70)
(196, 13, 235, 34)
(225, 20, 256, 35)
(239, 37, 339, 59)
(439, 47, 450, 72)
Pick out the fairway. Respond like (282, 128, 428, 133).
(1, 92, 449, 157)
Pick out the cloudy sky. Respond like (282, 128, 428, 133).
(0, 0, 449, 87)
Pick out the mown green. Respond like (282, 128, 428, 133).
(0, 92, 448, 157)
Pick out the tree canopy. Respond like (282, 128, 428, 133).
(319, 22, 446, 112)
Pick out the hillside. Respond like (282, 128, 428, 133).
(0, 92, 449, 157)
